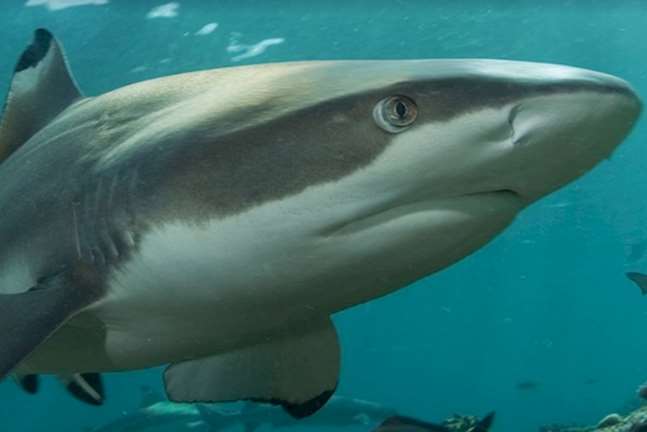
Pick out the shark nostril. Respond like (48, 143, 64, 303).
(507, 104, 522, 143)
(508, 104, 520, 128)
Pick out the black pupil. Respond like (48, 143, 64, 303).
(394, 100, 408, 118)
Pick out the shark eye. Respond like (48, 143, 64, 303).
(373, 96, 418, 133)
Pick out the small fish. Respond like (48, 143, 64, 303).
(627, 272, 647, 295)
(636, 381, 647, 399)
(516, 380, 540, 391)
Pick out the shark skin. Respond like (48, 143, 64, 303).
(0, 28, 641, 416)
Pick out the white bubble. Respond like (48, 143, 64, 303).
(25, 0, 108, 11)
(195, 22, 219, 36)
(146, 2, 179, 19)
(227, 37, 285, 62)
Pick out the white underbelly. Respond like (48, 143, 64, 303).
(90, 192, 515, 367)
(20, 180, 519, 373)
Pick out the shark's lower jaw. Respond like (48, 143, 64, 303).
(19, 188, 525, 373)
(322, 189, 524, 238)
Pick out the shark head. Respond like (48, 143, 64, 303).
(351, 60, 642, 206)
(2, 39, 637, 316)
(108, 59, 640, 310)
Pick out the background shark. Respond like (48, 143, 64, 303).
(85, 389, 398, 432)
(0, 27, 641, 417)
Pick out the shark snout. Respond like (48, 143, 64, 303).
(503, 67, 641, 203)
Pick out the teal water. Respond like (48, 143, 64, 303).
(0, 1, 646, 431)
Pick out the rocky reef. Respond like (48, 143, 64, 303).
(539, 404, 647, 432)
(442, 414, 490, 431)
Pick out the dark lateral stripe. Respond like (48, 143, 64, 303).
(15, 28, 53, 72)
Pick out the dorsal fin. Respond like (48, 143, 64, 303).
(0, 28, 82, 162)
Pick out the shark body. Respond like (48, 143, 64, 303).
(0, 29, 641, 415)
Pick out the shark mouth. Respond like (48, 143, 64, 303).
(321, 190, 523, 238)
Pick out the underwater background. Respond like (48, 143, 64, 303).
(0, 1, 646, 431)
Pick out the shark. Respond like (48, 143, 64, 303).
(0, 28, 641, 416)
(85, 388, 398, 432)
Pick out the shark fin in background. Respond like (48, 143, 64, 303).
(164, 317, 340, 418)
(469, 411, 495, 432)
(13, 373, 39, 394)
(58, 373, 105, 406)
(0, 265, 101, 379)
(626, 272, 647, 295)
(0, 28, 82, 162)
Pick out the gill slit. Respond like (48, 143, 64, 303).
(72, 202, 82, 259)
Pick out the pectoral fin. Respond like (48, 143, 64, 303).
(13, 372, 104, 406)
(164, 317, 340, 418)
(58, 373, 105, 406)
(0, 265, 102, 379)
